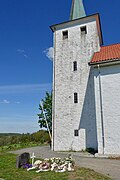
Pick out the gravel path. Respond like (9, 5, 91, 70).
(10, 146, 120, 180)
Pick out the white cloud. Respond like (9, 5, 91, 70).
(0, 99, 10, 104)
(24, 54, 28, 58)
(17, 49, 25, 54)
(0, 100, 21, 104)
(15, 101, 20, 104)
(17, 49, 28, 58)
(0, 83, 52, 95)
(44, 47, 54, 61)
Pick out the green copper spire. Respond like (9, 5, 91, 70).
(70, 0, 86, 20)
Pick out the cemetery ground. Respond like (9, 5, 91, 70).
(10, 146, 120, 180)
(0, 152, 112, 180)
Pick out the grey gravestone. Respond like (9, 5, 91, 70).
(16, 152, 30, 168)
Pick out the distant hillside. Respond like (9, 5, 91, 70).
(0, 133, 21, 137)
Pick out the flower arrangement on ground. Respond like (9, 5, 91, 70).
(27, 154, 75, 173)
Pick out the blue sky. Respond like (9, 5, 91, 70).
(0, 0, 120, 133)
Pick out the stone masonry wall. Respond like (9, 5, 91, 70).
(52, 19, 100, 151)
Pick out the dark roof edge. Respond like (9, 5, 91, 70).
(50, 13, 99, 31)
(98, 14, 103, 45)
(89, 58, 120, 66)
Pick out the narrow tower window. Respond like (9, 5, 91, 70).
(81, 26, 87, 34)
(74, 93, 78, 103)
(74, 130, 79, 136)
(73, 61, 77, 71)
(63, 30, 68, 39)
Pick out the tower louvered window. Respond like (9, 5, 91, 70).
(63, 30, 68, 39)
(81, 26, 87, 34)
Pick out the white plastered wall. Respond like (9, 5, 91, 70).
(94, 64, 120, 155)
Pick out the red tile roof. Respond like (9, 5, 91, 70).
(90, 43, 120, 64)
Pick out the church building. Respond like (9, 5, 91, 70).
(50, 0, 120, 155)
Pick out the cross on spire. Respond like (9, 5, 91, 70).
(70, 0, 86, 20)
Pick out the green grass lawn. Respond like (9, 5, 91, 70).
(0, 142, 46, 152)
(0, 153, 112, 180)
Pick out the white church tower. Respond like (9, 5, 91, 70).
(51, 0, 103, 151)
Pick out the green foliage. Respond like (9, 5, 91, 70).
(38, 92, 52, 133)
(0, 130, 50, 150)
(0, 153, 112, 180)
(31, 130, 50, 143)
(20, 133, 31, 143)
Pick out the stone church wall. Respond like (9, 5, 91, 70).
(52, 19, 100, 151)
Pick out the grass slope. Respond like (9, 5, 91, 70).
(0, 153, 112, 180)
(0, 143, 43, 152)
